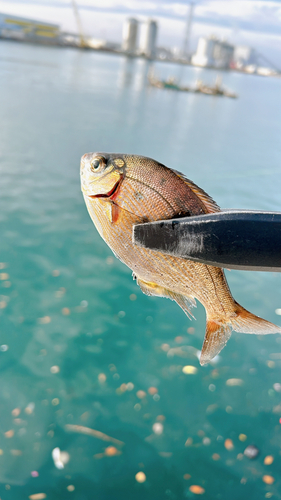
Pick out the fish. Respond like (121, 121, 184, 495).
(80, 152, 281, 365)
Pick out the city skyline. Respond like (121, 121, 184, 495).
(0, 0, 281, 65)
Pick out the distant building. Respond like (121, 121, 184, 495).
(122, 18, 139, 54)
(139, 19, 157, 59)
(157, 46, 173, 61)
(233, 45, 256, 68)
(256, 66, 278, 77)
(0, 12, 60, 43)
(87, 38, 119, 51)
(244, 64, 257, 74)
(192, 36, 234, 69)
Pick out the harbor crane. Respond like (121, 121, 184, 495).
(71, 0, 89, 48)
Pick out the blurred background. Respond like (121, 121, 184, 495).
(0, 1, 281, 499)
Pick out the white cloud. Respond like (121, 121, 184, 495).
(1, 0, 281, 27)
(0, 0, 280, 64)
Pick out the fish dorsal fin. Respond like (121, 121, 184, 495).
(172, 168, 220, 214)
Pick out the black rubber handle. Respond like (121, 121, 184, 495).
(133, 210, 281, 272)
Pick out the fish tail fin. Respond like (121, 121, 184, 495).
(230, 302, 281, 335)
(200, 319, 232, 366)
(200, 303, 281, 366)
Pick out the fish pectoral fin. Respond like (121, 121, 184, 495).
(136, 278, 196, 320)
(105, 202, 120, 224)
(110, 203, 120, 224)
(102, 201, 121, 224)
(200, 319, 232, 366)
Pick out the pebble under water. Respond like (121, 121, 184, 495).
(0, 40, 281, 499)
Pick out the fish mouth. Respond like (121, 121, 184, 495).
(87, 177, 122, 200)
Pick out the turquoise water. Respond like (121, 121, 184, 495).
(0, 40, 281, 499)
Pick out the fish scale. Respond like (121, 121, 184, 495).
(81, 152, 281, 365)
(85, 193, 217, 306)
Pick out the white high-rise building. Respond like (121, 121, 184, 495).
(122, 18, 139, 54)
(233, 46, 255, 66)
(192, 36, 234, 69)
(139, 19, 157, 59)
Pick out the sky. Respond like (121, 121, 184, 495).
(0, 0, 281, 66)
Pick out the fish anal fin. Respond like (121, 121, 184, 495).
(171, 292, 196, 320)
(200, 320, 232, 366)
(136, 278, 196, 320)
(231, 303, 281, 335)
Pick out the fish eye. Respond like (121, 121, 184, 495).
(91, 159, 101, 170)
(90, 157, 105, 172)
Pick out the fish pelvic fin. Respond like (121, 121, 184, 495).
(136, 277, 196, 320)
(200, 304, 281, 366)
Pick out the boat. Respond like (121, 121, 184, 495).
(148, 73, 237, 98)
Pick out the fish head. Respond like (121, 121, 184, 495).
(80, 152, 126, 199)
